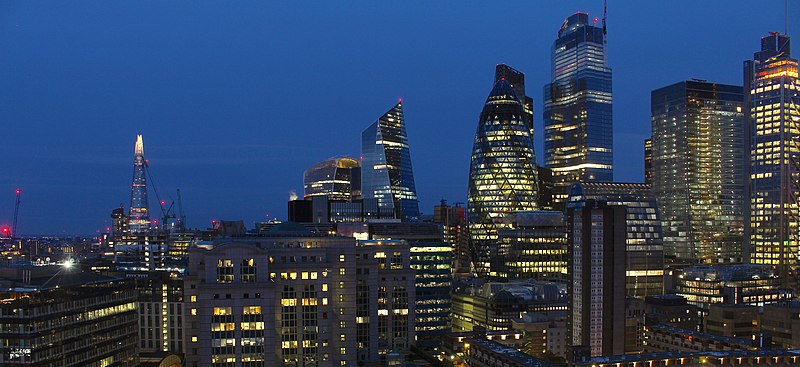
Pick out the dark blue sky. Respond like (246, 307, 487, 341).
(1, 1, 797, 235)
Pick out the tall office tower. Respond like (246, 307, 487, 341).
(567, 201, 627, 358)
(304, 157, 361, 201)
(537, 166, 556, 211)
(0, 266, 139, 366)
(128, 134, 150, 233)
(651, 80, 745, 264)
(567, 183, 664, 299)
(495, 64, 534, 135)
(361, 102, 420, 221)
(111, 205, 128, 238)
(136, 271, 184, 354)
(468, 78, 539, 278)
(745, 33, 800, 286)
(433, 200, 468, 276)
(543, 12, 613, 210)
(644, 138, 652, 186)
(498, 211, 568, 280)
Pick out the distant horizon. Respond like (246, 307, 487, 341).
(2, 1, 797, 235)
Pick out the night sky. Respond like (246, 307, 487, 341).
(1, 1, 797, 235)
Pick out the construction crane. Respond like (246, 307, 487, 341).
(143, 159, 176, 232)
(177, 188, 186, 231)
(11, 189, 20, 239)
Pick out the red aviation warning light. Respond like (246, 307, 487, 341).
(1, 227, 9, 235)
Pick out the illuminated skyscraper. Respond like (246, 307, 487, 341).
(468, 77, 539, 277)
(303, 157, 361, 201)
(651, 80, 745, 264)
(544, 12, 613, 210)
(644, 138, 652, 186)
(361, 102, 420, 221)
(128, 134, 150, 233)
(745, 33, 800, 286)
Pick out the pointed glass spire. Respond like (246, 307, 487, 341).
(128, 134, 150, 233)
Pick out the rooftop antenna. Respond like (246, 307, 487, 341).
(786, 0, 789, 35)
(11, 189, 20, 239)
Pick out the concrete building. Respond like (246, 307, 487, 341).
(574, 349, 800, 367)
(674, 264, 791, 313)
(644, 324, 756, 353)
(465, 338, 557, 367)
(762, 300, 800, 349)
(453, 280, 567, 332)
(136, 271, 185, 354)
(705, 304, 759, 339)
(183, 228, 415, 367)
(0, 265, 139, 366)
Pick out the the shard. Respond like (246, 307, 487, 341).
(128, 134, 150, 233)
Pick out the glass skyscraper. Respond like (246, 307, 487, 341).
(745, 33, 800, 286)
(361, 102, 420, 221)
(651, 80, 745, 264)
(544, 12, 613, 210)
(303, 157, 361, 201)
(128, 134, 150, 233)
(468, 76, 539, 278)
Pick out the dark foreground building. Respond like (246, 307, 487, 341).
(0, 265, 139, 366)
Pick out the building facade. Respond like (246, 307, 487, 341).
(544, 12, 613, 210)
(183, 232, 415, 367)
(0, 266, 139, 366)
(651, 80, 745, 264)
(567, 182, 665, 298)
(497, 211, 568, 280)
(567, 202, 627, 357)
(673, 264, 790, 313)
(303, 157, 361, 201)
(468, 76, 539, 278)
(745, 33, 800, 287)
(361, 102, 420, 221)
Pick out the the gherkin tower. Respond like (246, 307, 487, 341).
(468, 78, 539, 277)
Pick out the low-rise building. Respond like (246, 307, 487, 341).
(465, 338, 557, 367)
(574, 349, 800, 367)
(705, 304, 759, 339)
(452, 280, 566, 332)
(674, 264, 791, 313)
(761, 300, 800, 349)
(0, 265, 139, 366)
(645, 324, 756, 353)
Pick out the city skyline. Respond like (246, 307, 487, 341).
(1, 1, 797, 234)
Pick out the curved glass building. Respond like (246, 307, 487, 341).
(468, 78, 539, 277)
(361, 102, 420, 221)
(303, 157, 361, 201)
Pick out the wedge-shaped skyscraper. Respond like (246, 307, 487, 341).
(361, 102, 420, 221)
(468, 78, 539, 278)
